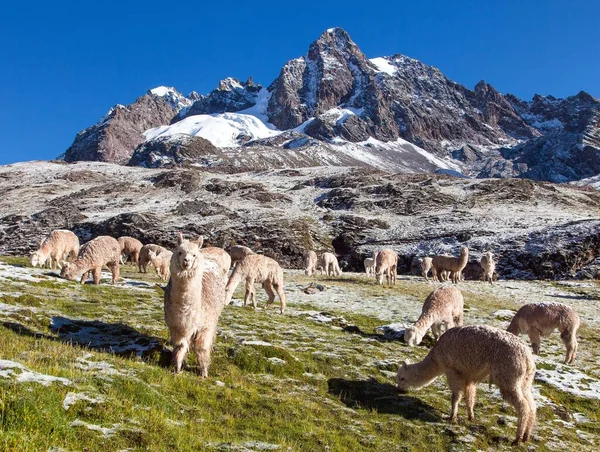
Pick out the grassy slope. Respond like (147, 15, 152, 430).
(0, 257, 599, 451)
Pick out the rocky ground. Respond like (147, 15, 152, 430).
(2, 161, 600, 281)
(0, 257, 599, 451)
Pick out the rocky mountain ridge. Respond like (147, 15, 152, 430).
(62, 28, 600, 183)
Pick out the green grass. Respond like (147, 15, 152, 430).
(1, 257, 599, 450)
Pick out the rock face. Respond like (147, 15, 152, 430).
(60, 28, 600, 183)
(64, 88, 195, 165)
(128, 134, 219, 168)
(482, 91, 600, 182)
(174, 77, 262, 120)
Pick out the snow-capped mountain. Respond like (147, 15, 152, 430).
(62, 28, 600, 183)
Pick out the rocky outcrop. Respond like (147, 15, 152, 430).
(479, 91, 600, 182)
(64, 89, 194, 164)
(174, 77, 262, 120)
(128, 134, 220, 168)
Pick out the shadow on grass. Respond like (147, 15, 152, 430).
(2, 316, 171, 368)
(327, 377, 441, 421)
(549, 293, 594, 301)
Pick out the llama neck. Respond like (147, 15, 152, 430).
(408, 354, 444, 389)
(458, 251, 469, 268)
(414, 312, 435, 334)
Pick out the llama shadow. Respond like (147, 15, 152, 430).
(327, 377, 441, 422)
(2, 316, 171, 368)
(50, 316, 169, 363)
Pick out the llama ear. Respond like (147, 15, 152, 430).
(402, 360, 411, 368)
(177, 232, 184, 245)
(196, 236, 204, 248)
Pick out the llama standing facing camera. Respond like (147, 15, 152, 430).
(304, 250, 318, 276)
(164, 233, 225, 377)
(319, 252, 342, 277)
(375, 249, 398, 285)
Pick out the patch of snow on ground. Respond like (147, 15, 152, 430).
(63, 392, 105, 410)
(536, 361, 600, 400)
(70, 419, 122, 437)
(242, 340, 273, 347)
(0, 360, 71, 386)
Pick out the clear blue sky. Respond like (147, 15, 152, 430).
(1, 0, 598, 165)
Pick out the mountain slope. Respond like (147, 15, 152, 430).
(64, 88, 196, 165)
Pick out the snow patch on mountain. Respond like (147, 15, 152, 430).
(370, 57, 397, 76)
(148, 86, 193, 112)
(238, 88, 278, 129)
(144, 113, 281, 148)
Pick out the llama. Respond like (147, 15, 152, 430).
(319, 252, 342, 277)
(201, 246, 232, 278)
(480, 251, 495, 284)
(375, 249, 398, 285)
(404, 286, 464, 346)
(148, 249, 173, 281)
(60, 236, 120, 285)
(420, 257, 433, 281)
(431, 247, 469, 283)
(164, 233, 225, 376)
(397, 325, 536, 444)
(30, 229, 79, 269)
(117, 236, 143, 265)
(364, 257, 376, 276)
(138, 244, 168, 273)
(304, 250, 318, 276)
(507, 302, 580, 364)
(224, 254, 286, 314)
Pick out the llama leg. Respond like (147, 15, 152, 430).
(560, 330, 577, 364)
(431, 267, 438, 282)
(109, 260, 119, 285)
(527, 330, 541, 354)
(92, 267, 102, 285)
(170, 334, 190, 374)
(465, 382, 477, 421)
(274, 283, 286, 314)
(446, 370, 464, 422)
(263, 281, 276, 307)
(244, 278, 256, 309)
(80, 271, 89, 284)
(192, 326, 216, 378)
(524, 381, 537, 441)
(503, 388, 531, 445)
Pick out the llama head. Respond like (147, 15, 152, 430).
(396, 359, 412, 392)
(30, 251, 44, 267)
(60, 262, 79, 281)
(172, 235, 204, 277)
(403, 327, 422, 347)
